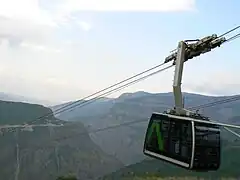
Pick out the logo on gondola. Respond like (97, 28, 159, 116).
(146, 120, 164, 151)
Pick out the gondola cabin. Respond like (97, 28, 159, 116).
(143, 112, 221, 171)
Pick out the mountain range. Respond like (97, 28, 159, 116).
(51, 91, 240, 166)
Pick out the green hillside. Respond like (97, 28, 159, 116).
(101, 138, 240, 180)
(0, 100, 123, 180)
(0, 100, 57, 125)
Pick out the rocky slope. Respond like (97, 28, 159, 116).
(0, 100, 123, 180)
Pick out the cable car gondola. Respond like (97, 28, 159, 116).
(142, 40, 226, 171)
(143, 112, 221, 171)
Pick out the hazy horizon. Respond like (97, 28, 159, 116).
(1, 89, 239, 107)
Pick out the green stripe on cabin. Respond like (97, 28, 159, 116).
(146, 120, 164, 151)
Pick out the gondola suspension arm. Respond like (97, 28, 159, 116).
(164, 35, 226, 117)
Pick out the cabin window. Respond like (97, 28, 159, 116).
(193, 123, 221, 169)
(144, 114, 193, 164)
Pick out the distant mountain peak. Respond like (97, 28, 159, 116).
(118, 91, 151, 99)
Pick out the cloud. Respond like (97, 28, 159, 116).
(57, 0, 196, 12)
(0, 0, 95, 48)
(0, 71, 90, 103)
(0, 0, 195, 46)
(0, 1, 58, 51)
(184, 71, 240, 96)
(52, 0, 196, 32)
(0, 0, 56, 26)
(20, 42, 61, 53)
(77, 21, 92, 31)
(0, 16, 54, 43)
(0, 37, 96, 103)
(0, 52, 89, 103)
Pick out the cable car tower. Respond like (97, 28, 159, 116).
(143, 34, 240, 171)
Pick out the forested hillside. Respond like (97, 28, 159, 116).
(0, 100, 123, 180)
(101, 139, 240, 179)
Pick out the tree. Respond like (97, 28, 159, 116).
(56, 175, 77, 180)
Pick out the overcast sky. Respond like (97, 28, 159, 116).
(0, 0, 239, 104)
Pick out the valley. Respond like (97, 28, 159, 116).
(0, 100, 123, 180)
(0, 91, 240, 179)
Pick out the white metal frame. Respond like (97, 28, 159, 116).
(143, 149, 190, 168)
(190, 121, 195, 169)
(154, 112, 240, 130)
